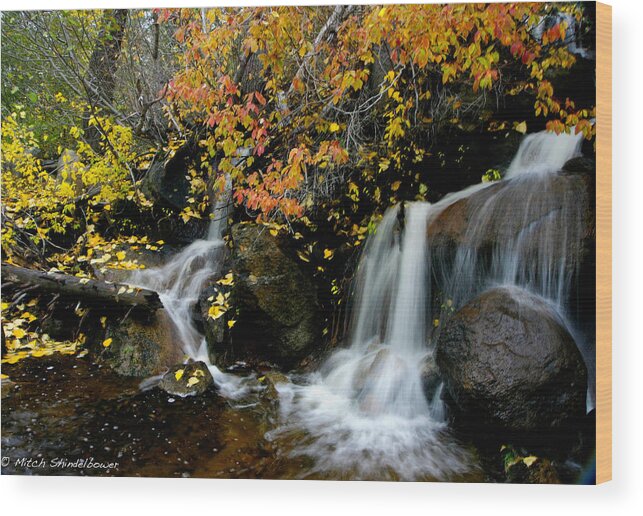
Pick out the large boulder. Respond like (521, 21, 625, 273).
(95, 310, 184, 377)
(210, 223, 319, 369)
(436, 286, 587, 446)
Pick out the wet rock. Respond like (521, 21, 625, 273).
(420, 357, 442, 399)
(427, 172, 594, 262)
(259, 371, 289, 403)
(95, 310, 184, 377)
(426, 171, 595, 331)
(352, 348, 405, 393)
(211, 223, 319, 369)
(351, 348, 409, 414)
(197, 283, 230, 365)
(506, 457, 561, 484)
(562, 156, 595, 176)
(159, 361, 214, 397)
(436, 286, 587, 447)
(1, 377, 16, 399)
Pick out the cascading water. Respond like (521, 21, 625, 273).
(128, 183, 250, 399)
(505, 128, 583, 178)
(430, 128, 594, 409)
(271, 202, 474, 480)
(271, 128, 591, 480)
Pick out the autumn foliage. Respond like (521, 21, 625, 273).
(159, 3, 594, 224)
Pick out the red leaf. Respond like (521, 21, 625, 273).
(254, 91, 267, 106)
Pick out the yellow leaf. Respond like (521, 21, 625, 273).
(323, 249, 335, 260)
(227, 319, 236, 329)
(296, 250, 310, 262)
(515, 121, 527, 134)
(187, 376, 200, 387)
(378, 7, 387, 17)
(217, 273, 234, 286)
(174, 368, 185, 381)
(391, 181, 401, 192)
(13, 328, 26, 339)
(208, 305, 225, 320)
(329, 122, 340, 133)
(523, 456, 538, 467)
(102, 338, 113, 348)
(116, 251, 126, 261)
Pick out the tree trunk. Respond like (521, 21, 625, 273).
(1, 264, 162, 313)
(82, 9, 129, 151)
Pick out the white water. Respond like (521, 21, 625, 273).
(271, 128, 591, 480)
(505, 129, 583, 178)
(128, 184, 250, 399)
(271, 202, 472, 480)
(532, 11, 593, 59)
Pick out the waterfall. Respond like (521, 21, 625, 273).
(128, 180, 250, 399)
(271, 128, 591, 479)
(271, 203, 473, 480)
(505, 129, 583, 178)
(431, 129, 594, 409)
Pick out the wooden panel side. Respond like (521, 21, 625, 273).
(595, 1, 612, 485)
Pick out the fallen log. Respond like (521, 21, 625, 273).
(1, 263, 162, 313)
